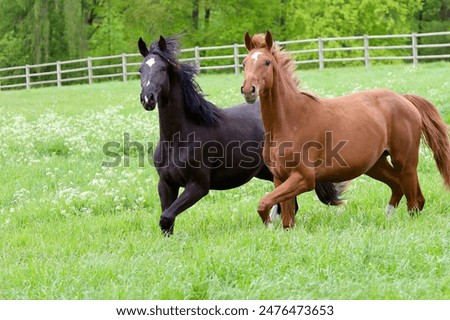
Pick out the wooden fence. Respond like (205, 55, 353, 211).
(0, 31, 449, 90)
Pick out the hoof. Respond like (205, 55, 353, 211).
(160, 216, 174, 236)
(282, 224, 294, 231)
(282, 223, 295, 230)
(408, 209, 420, 218)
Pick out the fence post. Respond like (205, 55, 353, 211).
(411, 33, 418, 67)
(363, 35, 370, 69)
(25, 65, 30, 89)
(194, 46, 200, 73)
(87, 57, 93, 85)
(233, 44, 240, 75)
(56, 61, 62, 87)
(318, 38, 324, 70)
(121, 53, 127, 82)
(2, 31, 450, 89)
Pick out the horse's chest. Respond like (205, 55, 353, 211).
(263, 142, 299, 180)
(153, 140, 199, 186)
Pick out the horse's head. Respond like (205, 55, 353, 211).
(241, 31, 275, 104)
(138, 36, 174, 111)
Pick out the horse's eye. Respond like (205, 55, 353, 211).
(242, 62, 246, 68)
(138, 68, 142, 74)
(265, 60, 271, 66)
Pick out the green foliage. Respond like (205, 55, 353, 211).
(418, 0, 450, 56)
(0, 31, 27, 68)
(0, 0, 449, 67)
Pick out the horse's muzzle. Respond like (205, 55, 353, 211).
(241, 85, 258, 104)
(140, 92, 157, 111)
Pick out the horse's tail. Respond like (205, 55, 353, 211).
(403, 94, 450, 189)
(315, 181, 350, 205)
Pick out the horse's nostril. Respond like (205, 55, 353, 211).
(251, 86, 256, 93)
(240, 86, 244, 94)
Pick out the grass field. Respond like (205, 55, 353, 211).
(0, 62, 449, 299)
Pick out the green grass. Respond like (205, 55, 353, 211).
(0, 62, 449, 299)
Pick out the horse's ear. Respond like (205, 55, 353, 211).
(244, 32, 253, 51)
(138, 37, 149, 57)
(158, 35, 167, 51)
(265, 31, 273, 51)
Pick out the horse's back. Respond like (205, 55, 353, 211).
(330, 89, 419, 114)
(323, 89, 421, 131)
(222, 101, 262, 123)
(216, 101, 264, 140)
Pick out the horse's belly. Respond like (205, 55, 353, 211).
(315, 165, 367, 182)
(278, 145, 384, 182)
(315, 150, 383, 182)
(209, 167, 257, 190)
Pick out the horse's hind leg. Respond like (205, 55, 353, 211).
(365, 155, 403, 216)
(415, 183, 425, 211)
(400, 167, 425, 215)
(391, 151, 425, 215)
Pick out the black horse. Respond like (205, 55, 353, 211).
(138, 36, 345, 235)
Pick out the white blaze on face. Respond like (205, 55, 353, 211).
(251, 51, 262, 61)
(144, 57, 155, 87)
(146, 57, 155, 68)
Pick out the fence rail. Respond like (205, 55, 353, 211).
(1, 31, 449, 90)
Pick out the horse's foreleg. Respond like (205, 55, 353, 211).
(269, 198, 299, 221)
(273, 177, 296, 229)
(158, 180, 179, 212)
(159, 180, 209, 236)
(258, 172, 314, 228)
(279, 199, 297, 229)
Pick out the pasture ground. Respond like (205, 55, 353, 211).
(0, 62, 449, 299)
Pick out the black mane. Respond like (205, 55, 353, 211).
(178, 64, 223, 126)
(148, 37, 223, 126)
(148, 36, 180, 67)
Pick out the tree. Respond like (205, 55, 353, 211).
(0, 0, 447, 67)
(419, 0, 450, 31)
(417, 0, 450, 55)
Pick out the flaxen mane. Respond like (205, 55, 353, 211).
(250, 34, 319, 102)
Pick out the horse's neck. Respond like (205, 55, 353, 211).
(260, 79, 308, 136)
(157, 81, 187, 141)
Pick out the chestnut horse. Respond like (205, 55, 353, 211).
(241, 31, 450, 229)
